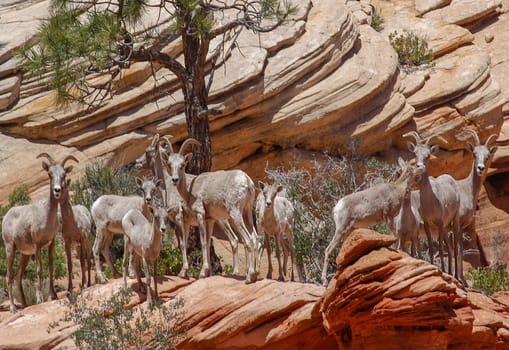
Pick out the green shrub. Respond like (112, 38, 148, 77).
(465, 267, 509, 296)
(50, 287, 185, 349)
(370, 9, 384, 32)
(388, 30, 433, 67)
(265, 153, 397, 284)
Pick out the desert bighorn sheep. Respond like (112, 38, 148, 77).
(256, 182, 295, 281)
(163, 138, 260, 283)
(2, 153, 77, 313)
(406, 131, 463, 283)
(60, 178, 92, 293)
(136, 134, 243, 276)
(321, 158, 422, 286)
(91, 176, 162, 283)
(122, 200, 169, 306)
(456, 130, 497, 269)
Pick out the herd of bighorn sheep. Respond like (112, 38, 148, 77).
(1, 129, 497, 311)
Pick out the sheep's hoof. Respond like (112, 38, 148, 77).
(178, 269, 188, 278)
(277, 276, 285, 282)
(9, 305, 17, 314)
(266, 273, 272, 280)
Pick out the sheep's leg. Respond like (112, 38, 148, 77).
(443, 228, 454, 276)
(176, 214, 189, 278)
(64, 238, 73, 294)
(5, 244, 17, 313)
(93, 226, 108, 283)
(101, 233, 121, 278)
(286, 230, 295, 282)
(282, 235, 289, 274)
(322, 226, 351, 287)
(35, 244, 44, 304)
(142, 255, 152, 306)
(454, 215, 466, 285)
(47, 239, 57, 300)
(275, 233, 284, 281)
(423, 222, 434, 265)
(78, 244, 87, 288)
(152, 259, 159, 303)
(85, 242, 92, 288)
(231, 209, 257, 283)
(218, 221, 239, 274)
(15, 254, 30, 309)
(123, 239, 130, 288)
(265, 233, 273, 280)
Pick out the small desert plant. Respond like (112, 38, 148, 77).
(370, 8, 384, 32)
(465, 267, 509, 296)
(265, 153, 397, 284)
(388, 30, 433, 67)
(50, 287, 185, 350)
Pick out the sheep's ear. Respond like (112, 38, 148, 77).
(184, 153, 193, 164)
(466, 142, 474, 153)
(276, 185, 284, 193)
(258, 181, 265, 190)
(64, 165, 74, 174)
(161, 152, 169, 162)
(407, 141, 415, 152)
(66, 179, 71, 187)
(41, 161, 50, 172)
(155, 178, 163, 187)
(135, 177, 143, 188)
(430, 145, 440, 154)
(490, 146, 498, 156)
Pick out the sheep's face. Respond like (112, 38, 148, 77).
(167, 153, 189, 186)
(259, 182, 284, 208)
(151, 206, 169, 233)
(43, 163, 68, 200)
(137, 176, 162, 206)
(469, 143, 497, 177)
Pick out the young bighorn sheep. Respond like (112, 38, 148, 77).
(60, 178, 92, 293)
(164, 138, 260, 283)
(406, 131, 463, 283)
(122, 200, 169, 306)
(2, 153, 77, 313)
(136, 134, 243, 276)
(91, 176, 162, 283)
(392, 182, 423, 258)
(321, 158, 422, 286)
(256, 182, 295, 281)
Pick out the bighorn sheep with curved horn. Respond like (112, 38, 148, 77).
(163, 138, 260, 283)
(456, 130, 497, 272)
(322, 158, 423, 286)
(405, 131, 463, 283)
(136, 134, 243, 277)
(2, 153, 77, 313)
(91, 176, 162, 283)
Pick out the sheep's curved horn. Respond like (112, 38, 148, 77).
(160, 135, 174, 154)
(61, 155, 79, 168)
(425, 132, 442, 147)
(150, 134, 160, 147)
(179, 138, 201, 155)
(404, 131, 422, 144)
(464, 129, 480, 146)
(37, 153, 56, 165)
(485, 134, 498, 146)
